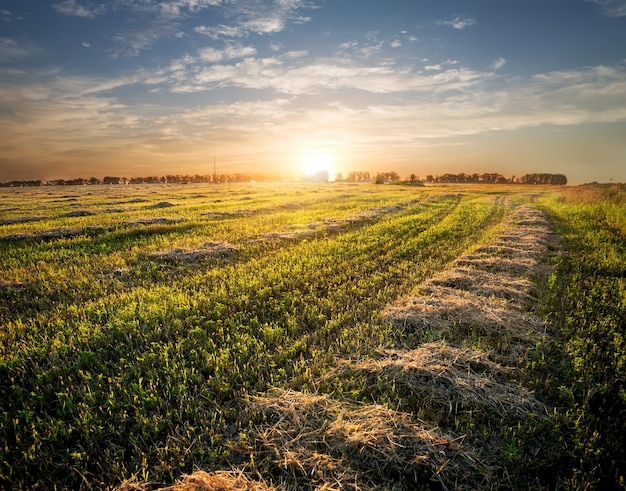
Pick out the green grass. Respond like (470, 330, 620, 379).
(535, 185, 626, 490)
(1, 183, 624, 489)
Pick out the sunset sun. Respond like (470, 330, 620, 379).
(301, 153, 334, 177)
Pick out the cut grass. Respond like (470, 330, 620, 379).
(2, 183, 623, 490)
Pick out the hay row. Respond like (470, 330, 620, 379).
(0, 215, 49, 225)
(249, 388, 490, 490)
(0, 218, 184, 243)
(327, 342, 548, 425)
(117, 470, 276, 491)
(149, 242, 238, 264)
(383, 204, 557, 355)
(256, 202, 411, 243)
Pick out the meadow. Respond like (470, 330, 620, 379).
(0, 182, 624, 490)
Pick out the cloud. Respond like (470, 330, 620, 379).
(0, 37, 39, 60)
(437, 16, 478, 30)
(587, 0, 626, 17)
(194, 0, 315, 39)
(53, 0, 107, 18)
(162, 54, 492, 96)
(198, 43, 257, 62)
(490, 58, 507, 70)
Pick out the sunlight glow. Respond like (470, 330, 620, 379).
(301, 153, 334, 177)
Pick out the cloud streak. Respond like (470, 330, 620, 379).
(436, 16, 478, 30)
(588, 0, 626, 17)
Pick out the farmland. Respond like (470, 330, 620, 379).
(1, 182, 624, 490)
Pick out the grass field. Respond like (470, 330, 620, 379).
(1, 182, 624, 490)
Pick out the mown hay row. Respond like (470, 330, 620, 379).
(248, 388, 490, 490)
(256, 202, 412, 243)
(383, 204, 556, 355)
(149, 242, 238, 264)
(327, 342, 548, 426)
(383, 285, 546, 356)
(117, 470, 276, 491)
(421, 267, 536, 306)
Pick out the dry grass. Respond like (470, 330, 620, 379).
(258, 229, 319, 242)
(114, 203, 558, 491)
(149, 201, 177, 208)
(328, 342, 548, 425)
(1, 227, 84, 242)
(0, 280, 29, 292)
(204, 210, 253, 218)
(383, 285, 546, 356)
(256, 203, 409, 243)
(0, 215, 48, 225)
(122, 218, 181, 226)
(249, 389, 490, 490)
(117, 470, 276, 491)
(383, 204, 556, 357)
(150, 242, 238, 264)
(421, 267, 536, 306)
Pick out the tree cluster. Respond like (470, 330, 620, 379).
(0, 173, 286, 187)
(340, 171, 371, 182)
(424, 172, 567, 185)
(517, 173, 568, 185)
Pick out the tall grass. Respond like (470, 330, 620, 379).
(537, 184, 626, 489)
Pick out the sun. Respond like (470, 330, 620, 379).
(301, 153, 334, 177)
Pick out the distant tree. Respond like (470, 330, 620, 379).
(335, 172, 344, 182)
(519, 173, 567, 185)
(375, 171, 401, 183)
(409, 173, 418, 183)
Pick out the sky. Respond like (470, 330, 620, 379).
(1, 0, 626, 184)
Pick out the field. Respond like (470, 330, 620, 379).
(1, 182, 624, 490)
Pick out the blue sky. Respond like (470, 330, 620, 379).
(1, 0, 625, 183)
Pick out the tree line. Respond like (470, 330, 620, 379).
(1, 171, 567, 187)
(421, 172, 567, 185)
(0, 173, 285, 187)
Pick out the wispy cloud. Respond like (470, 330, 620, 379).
(53, 0, 107, 18)
(587, 0, 626, 17)
(198, 43, 257, 62)
(490, 58, 507, 70)
(194, 0, 315, 39)
(0, 37, 39, 60)
(437, 16, 478, 30)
